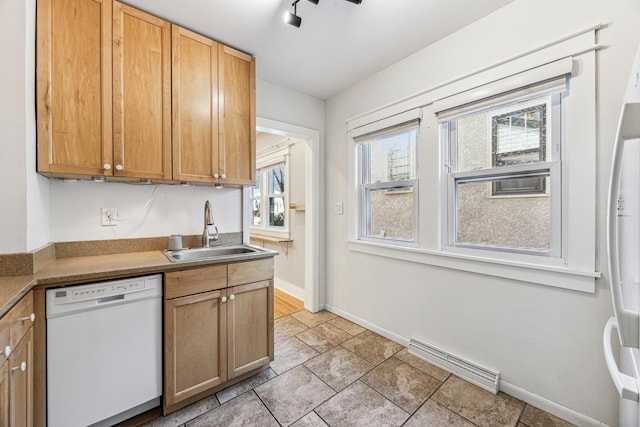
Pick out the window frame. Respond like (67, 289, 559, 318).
(250, 148, 290, 237)
(345, 31, 599, 293)
(355, 122, 420, 245)
(441, 90, 564, 258)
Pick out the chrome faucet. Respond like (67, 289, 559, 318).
(202, 200, 219, 247)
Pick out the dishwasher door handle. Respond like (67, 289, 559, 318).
(97, 295, 125, 304)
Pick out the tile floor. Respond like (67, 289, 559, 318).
(144, 310, 574, 427)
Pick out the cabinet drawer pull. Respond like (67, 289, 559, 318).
(19, 313, 35, 323)
(221, 296, 227, 303)
(2, 346, 11, 357)
(11, 362, 26, 373)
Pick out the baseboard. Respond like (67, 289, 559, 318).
(323, 304, 608, 427)
(322, 304, 409, 346)
(500, 381, 608, 427)
(274, 278, 305, 301)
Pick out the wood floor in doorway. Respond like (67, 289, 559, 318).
(274, 288, 304, 319)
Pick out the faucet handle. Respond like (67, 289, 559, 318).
(212, 225, 219, 241)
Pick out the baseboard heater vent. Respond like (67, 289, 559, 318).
(408, 337, 500, 394)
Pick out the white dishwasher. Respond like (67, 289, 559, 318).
(46, 274, 162, 427)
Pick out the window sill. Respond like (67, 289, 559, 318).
(347, 240, 599, 293)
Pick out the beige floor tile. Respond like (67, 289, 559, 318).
(341, 330, 403, 365)
(304, 346, 374, 391)
(290, 411, 329, 426)
(361, 357, 442, 413)
(143, 395, 219, 427)
(255, 365, 335, 426)
(315, 380, 409, 427)
(271, 336, 319, 374)
(404, 399, 475, 427)
(327, 317, 366, 336)
(520, 404, 575, 427)
(185, 391, 278, 427)
(291, 310, 337, 328)
(275, 315, 309, 343)
(296, 323, 353, 353)
(216, 368, 277, 404)
(393, 348, 451, 382)
(432, 375, 525, 427)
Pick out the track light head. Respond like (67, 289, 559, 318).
(345, 0, 362, 3)
(283, 10, 302, 27)
(307, 0, 319, 4)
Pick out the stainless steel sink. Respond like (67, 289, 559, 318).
(162, 245, 265, 262)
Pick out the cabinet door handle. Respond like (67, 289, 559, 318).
(103, 163, 111, 170)
(11, 362, 26, 373)
(229, 294, 235, 301)
(221, 174, 226, 179)
(221, 296, 227, 303)
(115, 164, 124, 171)
(2, 346, 11, 357)
(214, 173, 219, 179)
(19, 313, 35, 323)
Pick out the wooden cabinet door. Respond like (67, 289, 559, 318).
(9, 328, 33, 427)
(172, 25, 219, 183)
(0, 361, 8, 427)
(164, 290, 227, 409)
(218, 45, 256, 186)
(113, 2, 171, 180)
(37, 0, 113, 177)
(227, 281, 273, 379)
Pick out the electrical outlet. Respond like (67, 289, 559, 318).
(101, 208, 118, 226)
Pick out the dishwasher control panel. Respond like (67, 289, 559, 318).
(46, 274, 163, 318)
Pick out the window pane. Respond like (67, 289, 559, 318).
(252, 173, 261, 198)
(361, 129, 417, 184)
(456, 176, 551, 250)
(270, 166, 285, 195)
(366, 186, 415, 240)
(455, 96, 550, 173)
(252, 199, 261, 226)
(269, 197, 285, 227)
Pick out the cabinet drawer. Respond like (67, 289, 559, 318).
(8, 292, 34, 349)
(165, 265, 227, 300)
(228, 258, 273, 286)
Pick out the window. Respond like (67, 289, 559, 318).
(355, 121, 419, 243)
(441, 90, 562, 256)
(251, 162, 288, 234)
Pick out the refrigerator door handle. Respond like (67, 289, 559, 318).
(604, 317, 640, 402)
(607, 103, 640, 348)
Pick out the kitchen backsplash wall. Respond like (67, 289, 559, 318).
(49, 180, 242, 243)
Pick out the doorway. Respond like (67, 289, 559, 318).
(244, 117, 321, 312)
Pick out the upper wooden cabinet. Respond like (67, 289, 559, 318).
(218, 45, 256, 186)
(171, 25, 220, 184)
(113, 1, 172, 180)
(172, 27, 256, 185)
(37, 0, 113, 177)
(36, 1, 255, 185)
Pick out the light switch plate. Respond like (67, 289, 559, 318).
(334, 202, 343, 215)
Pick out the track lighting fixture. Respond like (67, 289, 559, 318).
(285, 0, 361, 28)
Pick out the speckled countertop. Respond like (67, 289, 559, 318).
(0, 242, 277, 318)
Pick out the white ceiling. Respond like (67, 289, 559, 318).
(122, 0, 514, 100)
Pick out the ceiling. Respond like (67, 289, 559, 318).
(123, 0, 514, 100)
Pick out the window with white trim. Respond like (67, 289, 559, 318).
(251, 149, 289, 235)
(355, 120, 419, 243)
(440, 83, 565, 257)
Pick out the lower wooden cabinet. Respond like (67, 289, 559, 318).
(0, 292, 35, 426)
(164, 289, 227, 408)
(163, 258, 274, 414)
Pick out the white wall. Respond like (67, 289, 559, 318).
(324, 0, 640, 425)
(0, 0, 50, 254)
